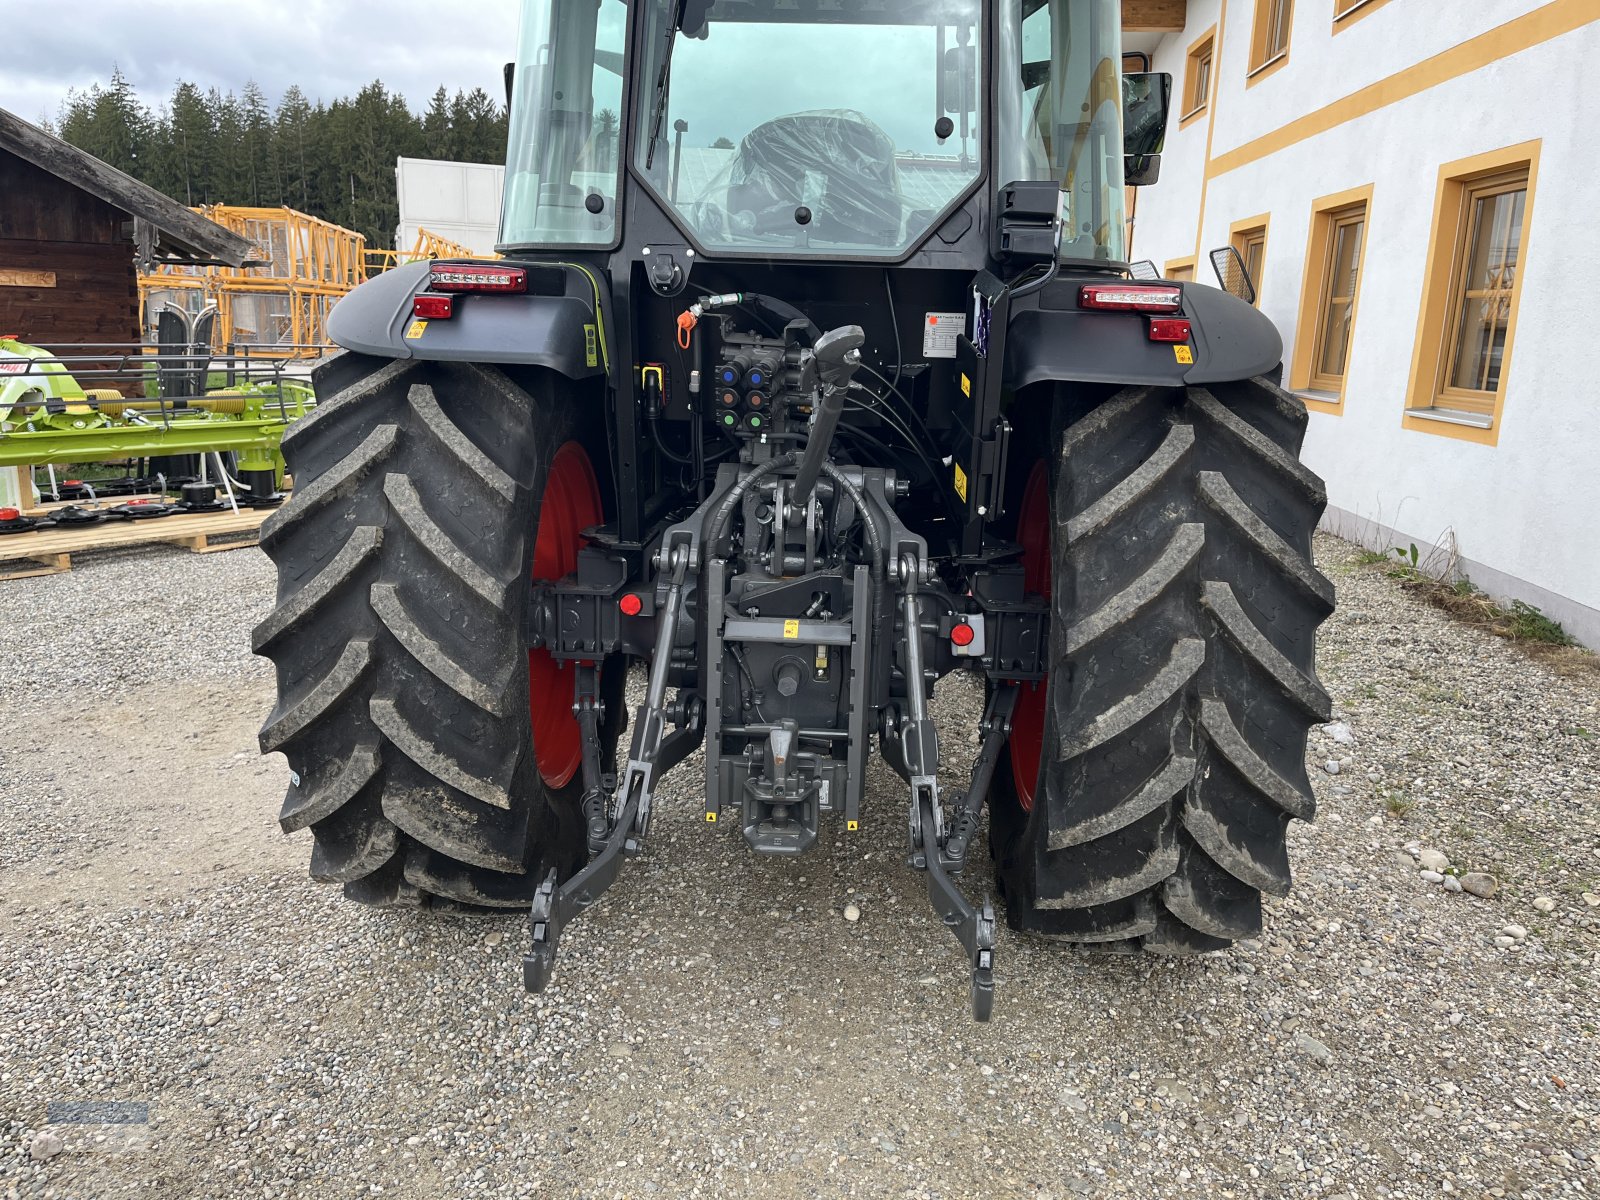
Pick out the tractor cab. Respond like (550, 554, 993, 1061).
(501, 0, 1141, 266)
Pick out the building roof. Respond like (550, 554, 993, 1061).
(0, 107, 261, 267)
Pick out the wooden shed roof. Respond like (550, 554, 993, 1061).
(0, 106, 261, 267)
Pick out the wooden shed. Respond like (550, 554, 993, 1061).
(0, 107, 258, 350)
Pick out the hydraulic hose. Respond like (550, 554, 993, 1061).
(703, 452, 799, 552)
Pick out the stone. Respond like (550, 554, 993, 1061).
(1582, 892, 1600, 907)
(29, 1131, 64, 1161)
(1291, 1032, 1333, 1064)
(607, 1043, 633, 1058)
(1501, 924, 1528, 942)
(1325, 722, 1355, 745)
(1460, 872, 1499, 899)
(1419, 871, 1445, 884)
(1325, 760, 1342, 776)
(1494, 936, 1516, 948)
(1416, 848, 1450, 873)
(203, 1012, 221, 1028)
(843, 903, 861, 923)
(1533, 897, 1556, 913)
(484, 932, 504, 948)
(1442, 875, 1463, 893)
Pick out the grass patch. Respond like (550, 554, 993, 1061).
(1355, 541, 1594, 668)
(1381, 790, 1414, 819)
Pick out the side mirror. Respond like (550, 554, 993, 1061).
(1209, 246, 1258, 305)
(1122, 71, 1171, 158)
(503, 62, 515, 110)
(942, 45, 978, 115)
(1125, 155, 1162, 186)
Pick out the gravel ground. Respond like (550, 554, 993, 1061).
(1, 533, 1597, 1199)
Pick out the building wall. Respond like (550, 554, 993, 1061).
(0, 150, 140, 350)
(1132, 0, 1600, 646)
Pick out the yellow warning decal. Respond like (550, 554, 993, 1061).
(959, 372, 971, 397)
(847, 820, 859, 832)
(706, 812, 718, 823)
(782, 619, 800, 639)
(405, 319, 428, 340)
(953, 462, 968, 503)
(1173, 344, 1194, 365)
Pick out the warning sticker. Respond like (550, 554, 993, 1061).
(1173, 345, 1195, 365)
(922, 312, 964, 359)
(783, 619, 800, 639)
(405, 319, 428, 340)
(953, 462, 969, 503)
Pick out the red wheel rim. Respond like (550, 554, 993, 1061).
(528, 442, 602, 788)
(1009, 461, 1051, 812)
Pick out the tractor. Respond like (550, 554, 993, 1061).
(255, 0, 1332, 1019)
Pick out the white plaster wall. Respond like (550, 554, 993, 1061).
(1132, 5, 1600, 644)
(1129, 0, 1222, 266)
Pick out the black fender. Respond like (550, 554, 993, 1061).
(1002, 280, 1282, 390)
(326, 259, 610, 380)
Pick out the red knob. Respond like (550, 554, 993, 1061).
(950, 621, 976, 647)
(618, 593, 644, 617)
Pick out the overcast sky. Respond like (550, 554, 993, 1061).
(0, 1, 520, 125)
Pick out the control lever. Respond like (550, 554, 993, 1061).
(790, 325, 865, 509)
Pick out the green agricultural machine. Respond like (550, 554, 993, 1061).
(0, 334, 312, 511)
(256, 0, 1331, 1019)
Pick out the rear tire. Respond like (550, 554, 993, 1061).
(254, 352, 619, 908)
(990, 379, 1334, 951)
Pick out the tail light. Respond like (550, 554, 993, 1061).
(428, 264, 528, 293)
(1078, 283, 1183, 314)
(412, 294, 454, 319)
(1147, 318, 1193, 343)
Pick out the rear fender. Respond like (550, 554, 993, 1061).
(1003, 280, 1282, 390)
(327, 259, 610, 381)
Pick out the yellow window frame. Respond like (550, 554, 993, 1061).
(1402, 141, 1540, 446)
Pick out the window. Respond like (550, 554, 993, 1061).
(1290, 185, 1373, 412)
(1334, 0, 1395, 30)
(1230, 217, 1269, 306)
(1164, 257, 1196, 283)
(1439, 176, 1525, 400)
(1404, 142, 1539, 444)
(1311, 206, 1366, 388)
(1181, 29, 1216, 128)
(1248, 0, 1293, 81)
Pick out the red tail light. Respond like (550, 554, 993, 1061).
(413, 293, 454, 319)
(1079, 284, 1183, 313)
(1147, 318, 1193, 343)
(429, 264, 527, 293)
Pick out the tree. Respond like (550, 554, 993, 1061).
(275, 86, 314, 211)
(711, 136, 735, 149)
(422, 86, 453, 159)
(241, 81, 279, 206)
(591, 108, 619, 168)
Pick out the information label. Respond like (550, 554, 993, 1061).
(922, 312, 965, 359)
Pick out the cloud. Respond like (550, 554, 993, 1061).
(1, 0, 519, 122)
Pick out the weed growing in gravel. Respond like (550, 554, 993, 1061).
(1356, 537, 1592, 661)
(1381, 790, 1414, 818)
(1506, 600, 1577, 646)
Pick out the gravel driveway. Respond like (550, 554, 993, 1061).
(1, 534, 1596, 1199)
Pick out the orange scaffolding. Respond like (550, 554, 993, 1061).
(139, 206, 366, 357)
(140, 211, 500, 358)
